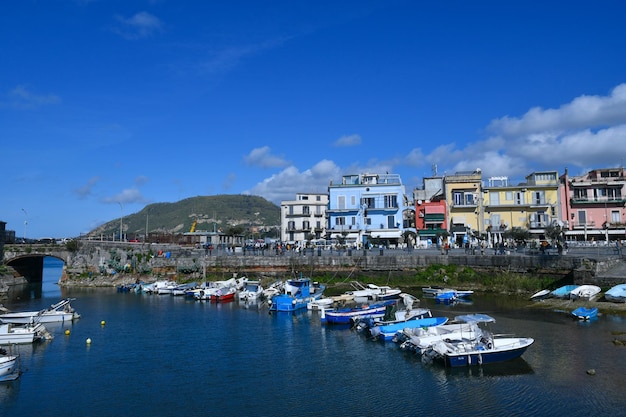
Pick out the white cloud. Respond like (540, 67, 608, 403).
(113, 12, 163, 40)
(245, 160, 341, 204)
(3, 85, 60, 110)
(333, 134, 362, 147)
(244, 146, 290, 168)
(425, 84, 626, 181)
(102, 188, 148, 205)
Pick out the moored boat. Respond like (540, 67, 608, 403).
(530, 289, 550, 300)
(571, 307, 598, 321)
(268, 277, 326, 312)
(421, 314, 534, 367)
(0, 347, 19, 379)
(550, 285, 579, 299)
(370, 316, 448, 341)
(0, 322, 51, 344)
(605, 283, 626, 303)
(0, 298, 80, 324)
(321, 300, 396, 324)
(397, 313, 494, 354)
(569, 285, 601, 301)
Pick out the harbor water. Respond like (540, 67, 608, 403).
(1, 257, 625, 416)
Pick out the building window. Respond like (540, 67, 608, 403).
(337, 196, 346, 209)
(384, 195, 397, 208)
(533, 191, 545, 205)
(351, 217, 356, 226)
(365, 217, 371, 225)
(303, 221, 310, 230)
(362, 197, 375, 208)
(453, 192, 464, 206)
(287, 221, 295, 230)
(351, 195, 356, 206)
(336, 217, 345, 226)
(316, 195, 321, 201)
(303, 206, 310, 215)
(387, 215, 395, 228)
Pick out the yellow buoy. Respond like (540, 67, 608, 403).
(64, 329, 70, 335)
(101, 320, 106, 326)
(86, 338, 92, 344)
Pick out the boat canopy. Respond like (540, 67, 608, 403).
(454, 314, 496, 324)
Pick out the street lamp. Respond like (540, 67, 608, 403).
(118, 202, 123, 242)
(21, 208, 27, 242)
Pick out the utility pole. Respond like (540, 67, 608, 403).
(118, 202, 123, 242)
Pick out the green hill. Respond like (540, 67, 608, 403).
(88, 194, 280, 239)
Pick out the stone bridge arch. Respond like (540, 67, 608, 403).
(5, 253, 67, 283)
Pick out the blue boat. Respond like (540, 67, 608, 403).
(605, 284, 626, 303)
(550, 285, 579, 299)
(571, 307, 598, 321)
(435, 291, 457, 304)
(321, 300, 397, 324)
(370, 316, 449, 341)
(268, 277, 325, 312)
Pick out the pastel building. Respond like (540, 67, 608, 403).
(327, 173, 413, 247)
(559, 167, 626, 242)
(482, 171, 560, 241)
(444, 170, 483, 246)
(413, 176, 447, 243)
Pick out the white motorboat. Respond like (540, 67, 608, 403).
(398, 314, 493, 354)
(238, 281, 264, 301)
(348, 282, 402, 301)
(0, 322, 50, 344)
(0, 353, 19, 378)
(0, 298, 80, 324)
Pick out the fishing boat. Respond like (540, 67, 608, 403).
(550, 285, 579, 299)
(321, 300, 397, 324)
(370, 316, 448, 341)
(354, 306, 432, 333)
(0, 298, 80, 324)
(571, 307, 598, 321)
(569, 285, 601, 301)
(268, 277, 326, 312)
(605, 283, 626, 303)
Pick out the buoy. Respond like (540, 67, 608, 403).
(101, 320, 106, 326)
(64, 329, 70, 335)
(86, 338, 92, 344)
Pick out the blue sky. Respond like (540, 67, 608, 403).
(3, 0, 626, 239)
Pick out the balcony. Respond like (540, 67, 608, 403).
(570, 197, 626, 205)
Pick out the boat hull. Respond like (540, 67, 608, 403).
(322, 300, 396, 324)
(571, 307, 598, 320)
(0, 355, 18, 377)
(0, 311, 77, 324)
(439, 338, 534, 367)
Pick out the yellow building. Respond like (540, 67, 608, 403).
(482, 171, 560, 240)
(444, 170, 483, 246)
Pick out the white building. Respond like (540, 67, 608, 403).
(280, 193, 328, 245)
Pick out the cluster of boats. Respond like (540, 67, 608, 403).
(317, 287, 534, 367)
(530, 282, 626, 321)
(0, 298, 80, 381)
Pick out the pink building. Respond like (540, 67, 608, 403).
(559, 167, 626, 242)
